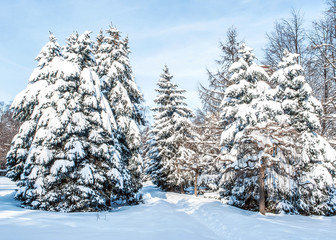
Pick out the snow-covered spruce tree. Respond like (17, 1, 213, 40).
(219, 43, 273, 161)
(7, 33, 61, 182)
(61, 31, 137, 208)
(272, 50, 336, 215)
(232, 122, 302, 214)
(95, 26, 145, 192)
(7, 32, 137, 212)
(149, 66, 195, 192)
(219, 44, 303, 214)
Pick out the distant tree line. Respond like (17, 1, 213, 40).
(0, 102, 20, 170)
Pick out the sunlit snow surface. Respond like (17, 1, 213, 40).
(0, 177, 335, 240)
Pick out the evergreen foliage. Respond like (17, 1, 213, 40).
(148, 66, 195, 191)
(219, 44, 303, 213)
(219, 45, 336, 215)
(95, 25, 145, 192)
(7, 34, 62, 182)
(6, 31, 140, 212)
(272, 50, 336, 215)
(6, 22, 336, 216)
(219, 43, 273, 154)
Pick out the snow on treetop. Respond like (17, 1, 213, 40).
(35, 34, 62, 68)
(278, 50, 300, 68)
(106, 25, 120, 36)
(238, 43, 255, 64)
(48, 32, 57, 42)
(246, 63, 269, 83)
(228, 58, 247, 73)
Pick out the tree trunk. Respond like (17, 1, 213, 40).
(180, 183, 185, 194)
(321, 66, 328, 135)
(259, 164, 266, 215)
(194, 169, 198, 197)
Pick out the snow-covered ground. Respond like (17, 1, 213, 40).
(0, 177, 335, 240)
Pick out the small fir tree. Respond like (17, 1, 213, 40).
(149, 66, 195, 192)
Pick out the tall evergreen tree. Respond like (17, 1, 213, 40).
(218, 44, 302, 214)
(95, 26, 145, 192)
(148, 66, 195, 192)
(272, 51, 322, 132)
(7, 33, 62, 182)
(219, 44, 273, 156)
(7, 32, 136, 212)
(272, 50, 336, 215)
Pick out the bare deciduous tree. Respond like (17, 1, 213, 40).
(308, 0, 336, 145)
(0, 102, 20, 169)
(263, 9, 308, 70)
(199, 27, 241, 113)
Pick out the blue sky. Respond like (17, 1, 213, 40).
(0, 0, 326, 111)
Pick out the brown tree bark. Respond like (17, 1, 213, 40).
(180, 183, 185, 194)
(194, 169, 198, 197)
(259, 163, 266, 215)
